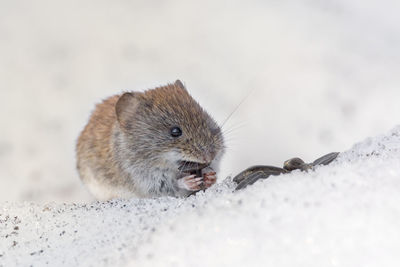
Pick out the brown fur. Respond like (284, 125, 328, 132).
(76, 95, 126, 188)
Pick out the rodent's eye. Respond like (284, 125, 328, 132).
(170, 126, 182, 137)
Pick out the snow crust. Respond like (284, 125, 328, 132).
(1, 126, 400, 267)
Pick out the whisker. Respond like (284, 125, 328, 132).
(220, 88, 255, 129)
(221, 123, 246, 137)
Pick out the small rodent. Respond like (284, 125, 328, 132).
(76, 80, 225, 200)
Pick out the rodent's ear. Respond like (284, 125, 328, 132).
(115, 92, 140, 131)
(174, 80, 187, 91)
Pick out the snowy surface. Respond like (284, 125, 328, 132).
(1, 126, 400, 267)
(1, 0, 400, 202)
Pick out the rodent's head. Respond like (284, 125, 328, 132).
(116, 80, 225, 169)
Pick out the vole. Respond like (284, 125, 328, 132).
(76, 80, 225, 200)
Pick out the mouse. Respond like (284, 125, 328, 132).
(76, 80, 225, 200)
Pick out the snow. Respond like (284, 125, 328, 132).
(1, 126, 400, 267)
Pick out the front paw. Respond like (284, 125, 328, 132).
(203, 171, 217, 189)
(177, 175, 203, 191)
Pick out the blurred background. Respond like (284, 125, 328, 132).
(1, 0, 399, 203)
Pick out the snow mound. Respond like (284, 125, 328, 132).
(1, 126, 400, 267)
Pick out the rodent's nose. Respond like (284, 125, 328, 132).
(199, 146, 216, 164)
(201, 153, 214, 165)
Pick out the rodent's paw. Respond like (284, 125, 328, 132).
(177, 175, 203, 191)
(203, 171, 217, 189)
